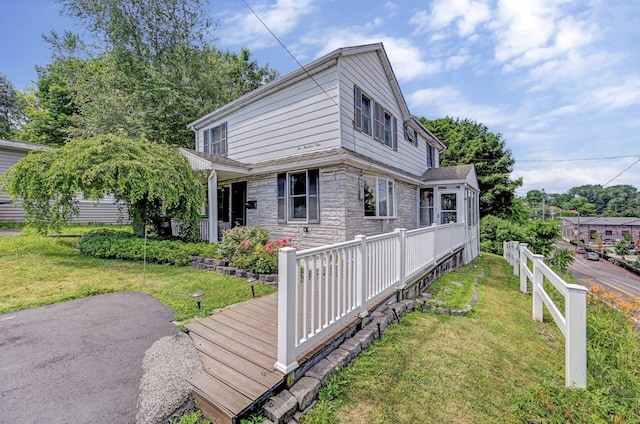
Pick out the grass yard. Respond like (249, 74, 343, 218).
(301, 253, 640, 424)
(0, 227, 275, 321)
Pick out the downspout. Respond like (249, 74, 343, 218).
(208, 169, 218, 243)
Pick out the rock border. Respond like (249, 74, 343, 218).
(423, 270, 485, 316)
(191, 256, 278, 284)
(258, 270, 484, 424)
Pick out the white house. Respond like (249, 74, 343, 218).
(0, 139, 128, 224)
(182, 43, 479, 259)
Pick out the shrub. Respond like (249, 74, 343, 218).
(78, 230, 218, 265)
(218, 226, 270, 263)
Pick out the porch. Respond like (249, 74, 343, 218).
(186, 222, 475, 423)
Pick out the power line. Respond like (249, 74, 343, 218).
(602, 157, 640, 187)
(239, 0, 339, 108)
(517, 154, 640, 163)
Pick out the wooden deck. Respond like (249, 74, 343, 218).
(186, 293, 282, 424)
(186, 291, 362, 424)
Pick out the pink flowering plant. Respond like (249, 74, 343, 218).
(249, 238, 300, 274)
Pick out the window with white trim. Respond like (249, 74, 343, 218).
(404, 124, 418, 146)
(363, 176, 395, 218)
(277, 170, 319, 223)
(202, 122, 227, 157)
(426, 143, 436, 168)
(419, 188, 434, 226)
(354, 85, 398, 151)
(441, 193, 457, 224)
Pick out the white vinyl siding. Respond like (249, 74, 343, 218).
(339, 52, 432, 175)
(197, 67, 340, 163)
(0, 145, 128, 223)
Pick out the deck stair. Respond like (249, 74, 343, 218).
(186, 293, 284, 424)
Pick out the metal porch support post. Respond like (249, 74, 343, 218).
(395, 229, 407, 297)
(532, 254, 545, 322)
(355, 235, 368, 317)
(519, 243, 528, 293)
(565, 284, 588, 388)
(274, 247, 299, 374)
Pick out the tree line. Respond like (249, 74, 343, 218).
(0, 0, 277, 148)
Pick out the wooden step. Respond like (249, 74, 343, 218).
(188, 371, 252, 424)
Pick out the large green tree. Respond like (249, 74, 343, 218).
(420, 117, 522, 218)
(20, 1, 277, 147)
(0, 134, 205, 238)
(0, 73, 24, 139)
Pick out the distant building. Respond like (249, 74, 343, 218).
(561, 216, 640, 246)
(0, 139, 128, 224)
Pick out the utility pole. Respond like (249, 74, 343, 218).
(541, 188, 546, 220)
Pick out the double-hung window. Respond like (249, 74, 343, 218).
(202, 122, 228, 157)
(277, 170, 320, 223)
(426, 143, 435, 168)
(363, 176, 395, 218)
(354, 85, 397, 150)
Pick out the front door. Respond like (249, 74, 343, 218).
(231, 181, 247, 228)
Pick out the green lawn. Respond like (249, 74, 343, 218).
(301, 254, 640, 424)
(0, 227, 275, 321)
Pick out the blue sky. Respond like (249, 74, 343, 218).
(1, 0, 639, 196)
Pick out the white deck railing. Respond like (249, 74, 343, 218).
(275, 222, 466, 374)
(503, 241, 588, 388)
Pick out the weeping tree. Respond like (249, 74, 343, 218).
(0, 133, 205, 239)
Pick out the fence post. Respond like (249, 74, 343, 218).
(512, 242, 519, 276)
(503, 241, 507, 261)
(355, 235, 369, 318)
(519, 243, 528, 293)
(532, 254, 545, 322)
(395, 228, 407, 294)
(565, 285, 588, 388)
(274, 247, 299, 374)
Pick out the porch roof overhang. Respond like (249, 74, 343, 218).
(421, 164, 480, 191)
(179, 148, 250, 180)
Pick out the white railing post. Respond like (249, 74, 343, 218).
(449, 222, 454, 253)
(355, 235, 368, 317)
(532, 254, 545, 322)
(275, 247, 299, 374)
(519, 243, 528, 293)
(565, 285, 588, 388)
(395, 228, 407, 291)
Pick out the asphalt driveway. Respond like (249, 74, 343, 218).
(0, 292, 179, 424)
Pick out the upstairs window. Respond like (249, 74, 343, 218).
(203, 122, 228, 157)
(404, 124, 418, 146)
(363, 176, 395, 218)
(354, 85, 397, 151)
(277, 170, 320, 223)
(426, 143, 436, 168)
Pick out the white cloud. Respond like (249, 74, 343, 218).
(410, 0, 491, 37)
(587, 77, 640, 112)
(301, 28, 439, 82)
(217, 0, 316, 49)
(408, 86, 508, 126)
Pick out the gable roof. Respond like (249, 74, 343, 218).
(187, 43, 445, 150)
(421, 164, 479, 190)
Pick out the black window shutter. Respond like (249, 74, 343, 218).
(220, 122, 228, 157)
(373, 101, 381, 141)
(354, 85, 362, 131)
(392, 117, 398, 151)
(277, 173, 286, 222)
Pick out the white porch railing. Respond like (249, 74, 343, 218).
(275, 222, 466, 374)
(503, 241, 588, 388)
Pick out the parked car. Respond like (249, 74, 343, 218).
(584, 251, 599, 261)
(576, 246, 586, 254)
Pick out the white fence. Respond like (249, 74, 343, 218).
(503, 241, 588, 388)
(275, 222, 466, 374)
